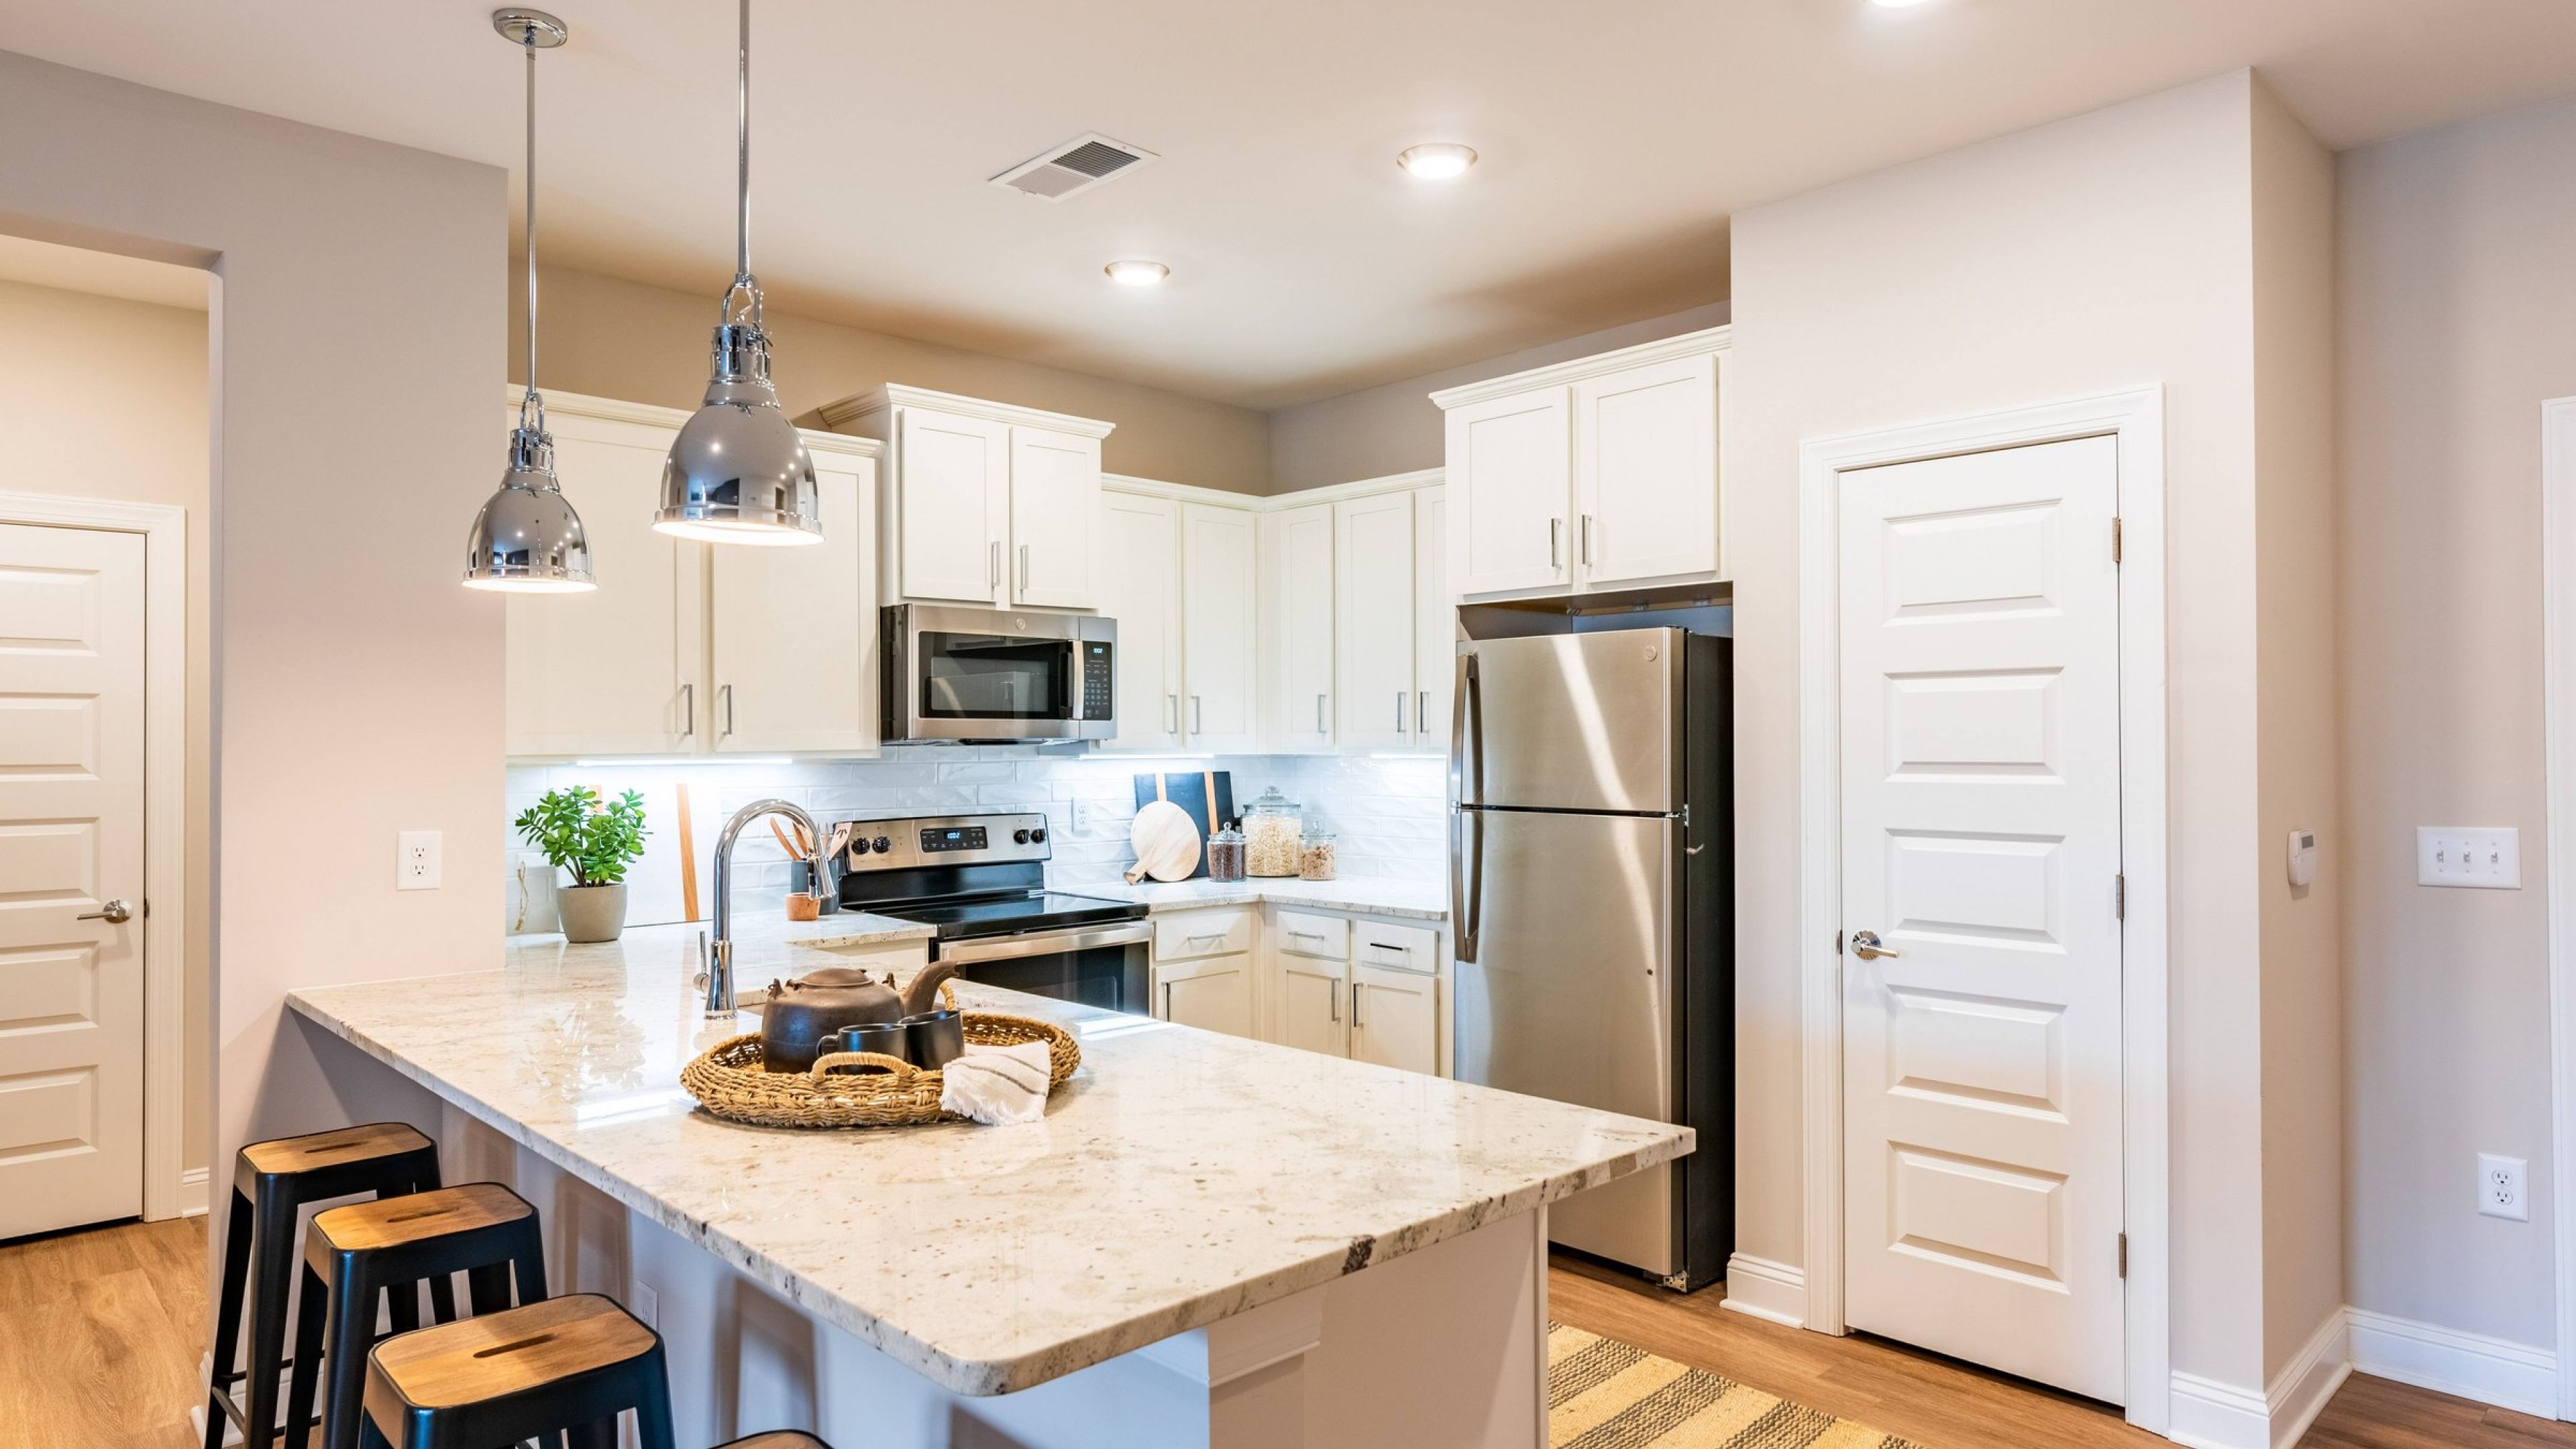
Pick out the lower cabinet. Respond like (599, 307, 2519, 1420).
(1154, 954, 1254, 1038)
(1350, 964, 1438, 1075)
(1261, 908, 1444, 1076)
(1271, 952, 1349, 1057)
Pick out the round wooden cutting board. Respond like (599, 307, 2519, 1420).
(1126, 800, 1202, 883)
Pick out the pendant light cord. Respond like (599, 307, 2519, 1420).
(718, 0, 763, 332)
(521, 29, 543, 432)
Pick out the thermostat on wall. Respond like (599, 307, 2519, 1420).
(2287, 829, 2317, 888)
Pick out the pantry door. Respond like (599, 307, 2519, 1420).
(1837, 433, 2127, 1403)
(0, 521, 148, 1238)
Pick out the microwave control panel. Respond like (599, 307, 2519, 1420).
(1080, 641, 1114, 721)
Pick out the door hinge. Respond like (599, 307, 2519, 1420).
(2112, 517, 2124, 565)
(1834, 930, 1844, 956)
(2118, 1232, 2128, 1279)
(2115, 873, 2125, 920)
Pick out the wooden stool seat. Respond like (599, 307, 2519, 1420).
(361, 1294, 673, 1449)
(306, 1181, 531, 1262)
(207, 1123, 443, 1449)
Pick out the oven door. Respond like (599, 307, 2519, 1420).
(883, 605, 1116, 742)
(936, 921, 1152, 1015)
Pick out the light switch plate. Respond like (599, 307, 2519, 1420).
(2418, 826, 2519, 889)
(397, 830, 443, 891)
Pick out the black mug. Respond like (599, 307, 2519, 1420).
(904, 1009, 965, 1069)
(816, 1020, 910, 1073)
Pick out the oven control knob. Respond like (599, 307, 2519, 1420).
(849, 837, 871, 856)
(1028, 827, 1047, 844)
(1012, 828, 1031, 845)
(871, 837, 892, 855)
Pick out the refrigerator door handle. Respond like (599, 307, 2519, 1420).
(1451, 650, 1482, 807)
(1452, 806, 1484, 962)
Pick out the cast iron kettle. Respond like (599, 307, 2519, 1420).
(758, 963, 959, 1072)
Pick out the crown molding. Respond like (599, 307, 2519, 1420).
(816, 383, 1116, 439)
(1103, 467, 1441, 514)
(1428, 324, 1731, 411)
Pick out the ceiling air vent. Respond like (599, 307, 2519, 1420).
(990, 133, 1159, 202)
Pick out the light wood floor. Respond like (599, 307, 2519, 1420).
(3, 1216, 2568, 1449)
(1548, 1253, 2576, 1449)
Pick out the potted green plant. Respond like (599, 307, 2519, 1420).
(514, 786, 649, 943)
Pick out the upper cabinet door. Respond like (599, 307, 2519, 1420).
(1009, 425, 1102, 609)
(1446, 388, 1570, 597)
(1180, 502, 1258, 751)
(505, 406, 700, 756)
(1099, 490, 1181, 751)
(710, 441, 874, 753)
(1574, 354, 1718, 588)
(1334, 491, 1415, 750)
(1412, 486, 1452, 751)
(896, 407, 1008, 604)
(1267, 503, 1336, 749)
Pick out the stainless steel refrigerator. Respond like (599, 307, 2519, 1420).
(1450, 626, 1731, 1291)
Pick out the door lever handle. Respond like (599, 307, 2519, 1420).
(78, 900, 132, 924)
(1849, 930, 1900, 960)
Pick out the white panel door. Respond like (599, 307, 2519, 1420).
(896, 408, 1008, 604)
(1334, 491, 1415, 750)
(1351, 964, 1438, 1076)
(1445, 388, 1570, 596)
(710, 443, 873, 753)
(1099, 491, 1181, 751)
(1269, 504, 1336, 749)
(504, 406, 702, 756)
(1008, 425, 1101, 609)
(1575, 354, 1718, 588)
(1157, 955, 1253, 1038)
(1411, 486, 1451, 752)
(0, 523, 145, 1238)
(1838, 433, 2125, 1403)
(1269, 954, 1348, 1058)
(1179, 503, 1259, 751)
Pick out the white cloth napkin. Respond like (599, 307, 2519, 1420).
(940, 1039, 1056, 1126)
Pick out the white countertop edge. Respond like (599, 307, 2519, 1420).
(287, 987, 1686, 1397)
(1076, 877, 1450, 922)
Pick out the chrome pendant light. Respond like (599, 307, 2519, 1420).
(464, 9, 594, 593)
(653, 0, 820, 546)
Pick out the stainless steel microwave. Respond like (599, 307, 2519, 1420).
(881, 604, 1116, 743)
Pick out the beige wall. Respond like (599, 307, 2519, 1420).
(0, 276, 212, 1179)
(516, 266, 1272, 494)
(1727, 70, 2294, 1390)
(2251, 82, 2346, 1378)
(1267, 301, 1732, 494)
(2337, 91, 2576, 1350)
(0, 50, 505, 1258)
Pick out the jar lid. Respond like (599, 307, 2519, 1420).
(1244, 785, 1299, 814)
(1210, 825, 1243, 842)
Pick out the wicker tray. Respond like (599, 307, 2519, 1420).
(679, 1010, 1081, 1129)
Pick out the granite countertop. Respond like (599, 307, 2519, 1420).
(1071, 875, 1448, 921)
(506, 907, 936, 956)
(287, 920, 1683, 1397)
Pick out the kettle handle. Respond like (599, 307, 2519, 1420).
(899, 963, 965, 1018)
(812, 1051, 917, 1081)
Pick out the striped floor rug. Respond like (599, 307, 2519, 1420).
(1548, 1322, 1929, 1449)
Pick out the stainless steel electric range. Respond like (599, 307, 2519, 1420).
(831, 811, 1151, 1015)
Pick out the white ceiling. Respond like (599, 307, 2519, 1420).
(3, 1, 2571, 408)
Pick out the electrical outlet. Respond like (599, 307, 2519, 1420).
(2418, 826, 2520, 889)
(396, 830, 442, 891)
(2479, 1153, 2529, 1222)
(632, 1278, 659, 1328)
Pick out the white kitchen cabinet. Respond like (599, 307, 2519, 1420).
(503, 390, 881, 759)
(1156, 953, 1254, 1038)
(1334, 490, 1417, 750)
(821, 385, 1114, 610)
(1009, 425, 1102, 608)
(1412, 486, 1452, 750)
(1271, 953, 1348, 1058)
(1266, 502, 1336, 749)
(1574, 352, 1719, 588)
(708, 435, 877, 753)
(1180, 502, 1260, 751)
(1432, 326, 1729, 600)
(1098, 490, 1181, 751)
(1350, 963, 1439, 1075)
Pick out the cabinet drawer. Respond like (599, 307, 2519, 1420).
(1274, 910, 1350, 961)
(1353, 920, 1439, 975)
(1155, 908, 1254, 961)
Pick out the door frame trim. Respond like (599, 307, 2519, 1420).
(2538, 395, 2576, 1421)
(0, 490, 197, 1221)
(1795, 386, 2170, 1431)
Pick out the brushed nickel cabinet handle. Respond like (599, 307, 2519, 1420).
(1549, 517, 1560, 570)
(1418, 691, 1429, 735)
(1167, 694, 1179, 733)
(720, 684, 735, 738)
(680, 683, 694, 739)
(1193, 695, 1204, 734)
(1582, 513, 1595, 567)
(1396, 691, 1407, 733)
(1316, 693, 1327, 734)
(1330, 980, 1341, 1022)
(1352, 982, 1366, 1030)
(1020, 543, 1031, 592)
(989, 539, 1001, 590)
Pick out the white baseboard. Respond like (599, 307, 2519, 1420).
(1718, 1253, 1805, 1329)
(2167, 1371, 2269, 1449)
(2346, 1305, 2556, 1419)
(178, 1165, 210, 1218)
(2266, 1308, 2353, 1449)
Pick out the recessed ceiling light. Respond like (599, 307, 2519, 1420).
(1397, 143, 1478, 180)
(1104, 259, 1169, 286)
(1871, 0, 1935, 7)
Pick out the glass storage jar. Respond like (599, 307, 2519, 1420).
(1242, 787, 1303, 877)
(1206, 824, 1246, 883)
(1297, 828, 1338, 881)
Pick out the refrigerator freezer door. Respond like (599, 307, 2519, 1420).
(1454, 806, 1680, 1274)
(1455, 631, 1681, 814)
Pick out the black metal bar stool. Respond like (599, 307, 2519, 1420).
(281, 1182, 549, 1449)
(207, 1123, 443, 1449)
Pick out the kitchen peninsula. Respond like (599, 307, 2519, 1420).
(286, 917, 1688, 1449)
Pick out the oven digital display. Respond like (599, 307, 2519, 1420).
(920, 826, 988, 853)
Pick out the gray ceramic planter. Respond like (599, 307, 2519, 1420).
(556, 882, 629, 943)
